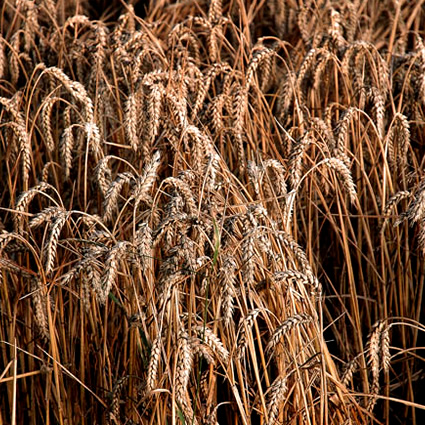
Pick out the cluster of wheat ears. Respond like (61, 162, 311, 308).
(1, 0, 425, 424)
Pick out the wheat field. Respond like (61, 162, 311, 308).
(1, 0, 425, 424)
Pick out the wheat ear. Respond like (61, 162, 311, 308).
(14, 182, 53, 234)
(125, 92, 142, 152)
(219, 255, 237, 326)
(193, 325, 229, 364)
(44, 209, 69, 275)
(387, 112, 410, 171)
(175, 328, 197, 425)
(31, 279, 50, 341)
(366, 320, 390, 412)
(146, 333, 162, 395)
(41, 96, 61, 153)
(99, 241, 132, 305)
(107, 376, 128, 425)
(94, 156, 113, 197)
(236, 308, 262, 359)
(266, 313, 313, 354)
(404, 176, 425, 224)
(103, 172, 134, 223)
(266, 375, 288, 425)
(0, 36, 5, 79)
(323, 157, 357, 204)
(131, 151, 161, 209)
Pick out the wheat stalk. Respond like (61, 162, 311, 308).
(0, 94, 31, 186)
(329, 8, 345, 48)
(192, 62, 230, 118)
(232, 85, 248, 169)
(8, 32, 20, 86)
(59, 124, 77, 179)
(275, 231, 317, 286)
(341, 356, 360, 388)
(415, 34, 425, 105)
(288, 133, 314, 188)
(144, 84, 164, 157)
(82, 263, 100, 311)
(241, 229, 256, 287)
(0, 231, 22, 254)
(296, 7, 311, 45)
(271, 270, 313, 295)
(382, 191, 410, 220)
(189, 337, 216, 365)
(312, 49, 334, 93)
(134, 222, 153, 270)
(367, 87, 385, 140)
(29, 206, 63, 228)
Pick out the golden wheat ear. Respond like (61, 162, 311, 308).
(2, 0, 425, 423)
